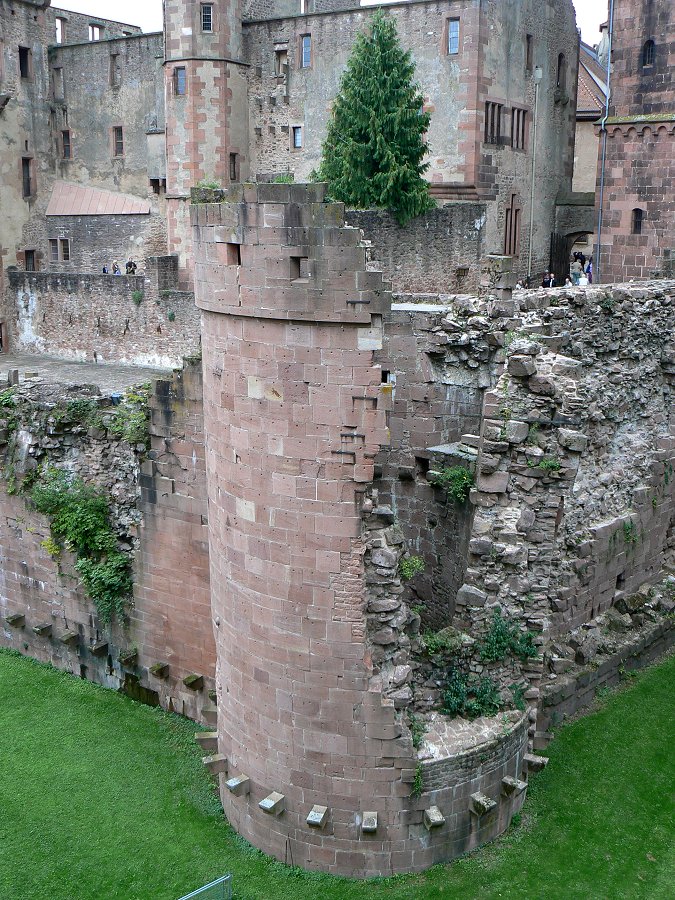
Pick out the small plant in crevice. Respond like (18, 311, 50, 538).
(479, 610, 538, 663)
(272, 173, 294, 183)
(131, 290, 143, 306)
(527, 456, 561, 473)
(410, 762, 424, 797)
(30, 468, 132, 624)
(622, 521, 639, 544)
(421, 628, 462, 658)
(525, 423, 540, 445)
(408, 713, 426, 750)
(167, 310, 176, 322)
(510, 683, 526, 711)
(442, 670, 501, 719)
(599, 295, 615, 313)
(106, 387, 150, 447)
(429, 465, 474, 503)
(398, 554, 425, 581)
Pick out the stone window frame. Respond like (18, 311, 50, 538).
(18, 46, 33, 80)
(21, 156, 34, 198)
(52, 66, 65, 100)
(445, 17, 460, 56)
(200, 4, 214, 34)
(299, 34, 312, 70)
(229, 152, 239, 182)
(173, 66, 187, 96)
(641, 39, 655, 69)
(61, 129, 72, 160)
(556, 52, 566, 92)
(49, 239, 59, 262)
(291, 125, 303, 150)
(503, 194, 521, 257)
(50, 238, 71, 262)
(60, 238, 71, 262)
(631, 208, 644, 235)
(110, 53, 122, 89)
(55, 17, 67, 45)
(525, 34, 533, 72)
(484, 100, 504, 145)
(112, 125, 125, 158)
(510, 106, 528, 151)
(88, 24, 103, 42)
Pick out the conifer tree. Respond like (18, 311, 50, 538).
(316, 10, 434, 226)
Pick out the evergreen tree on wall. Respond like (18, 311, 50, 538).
(316, 10, 434, 226)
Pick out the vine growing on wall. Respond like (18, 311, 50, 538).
(30, 468, 132, 624)
(429, 465, 474, 503)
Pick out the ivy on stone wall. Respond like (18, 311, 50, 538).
(30, 468, 132, 624)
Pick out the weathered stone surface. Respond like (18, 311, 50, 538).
(508, 355, 537, 378)
(477, 472, 509, 493)
(557, 428, 588, 452)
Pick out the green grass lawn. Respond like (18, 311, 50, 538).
(0, 649, 673, 900)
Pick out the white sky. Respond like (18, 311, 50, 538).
(52, 0, 609, 44)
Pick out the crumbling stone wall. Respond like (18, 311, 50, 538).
(346, 206, 486, 295)
(6, 266, 200, 368)
(0, 360, 214, 721)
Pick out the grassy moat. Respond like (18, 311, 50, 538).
(0, 649, 672, 899)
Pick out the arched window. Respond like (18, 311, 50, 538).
(642, 40, 655, 67)
(556, 53, 566, 90)
(632, 208, 644, 235)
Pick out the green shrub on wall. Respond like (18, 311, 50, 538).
(30, 468, 132, 624)
(479, 610, 538, 663)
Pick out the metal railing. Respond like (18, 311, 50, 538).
(178, 874, 232, 900)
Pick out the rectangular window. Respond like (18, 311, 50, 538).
(229, 153, 238, 182)
(300, 35, 311, 69)
(55, 18, 65, 44)
(484, 101, 503, 144)
(504, 196, 521, 257)
(225, 244, 241, 266)
(110, 54, 121, 87)
(511, 108, 527, 150)
(25, 250, 36, 271)
(113, 126, 124, 157)
(89, 24, 102, 41)
(274, 47, 288, 76)
(61, 130, 71, 159)
(448, 19, 460, 55)
(60, 239, 70, 261)
(525, 34, 533, 71)
(292, 126, 303, 149)
(49, 239, 59, 261)
(201, 4, 213, 32)
(19, 46, 31, 79)
(21, 157, 32, 197)
(173, 66, 186, 96)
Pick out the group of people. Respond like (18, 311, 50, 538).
(514, 251, 594, 291)
(102, 259, 138, 275)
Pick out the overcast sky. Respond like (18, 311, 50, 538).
(52, 0, 608, 45)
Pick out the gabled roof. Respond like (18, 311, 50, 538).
(577, 42, 609, 120)
(46, 181, 151, 216)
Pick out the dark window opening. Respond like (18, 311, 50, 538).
(511, 107, 527, 150)
(113, 126, 124, 157)
(174, 66, 186, 95)
(110, 54, 121, 87)
(60, 238, 70, 261)
(21, 157, 32, 197)
(19, 46, 30, 79)
(556, 53, 566, 91)
(381, 369, 390, 383)
(526, 34, 533, 71)
(61, 130, 71, 159)
(226, 243, 241, 266)
(642, 39, 655, 68)
(229, 152, 238, 182)
(504, 195, 521, 257)
(149, 177, 166, 194)
(484, 101, 503, 144)
(25, 249, 36, 271)
(274, 47, 288, 76)
(292, 125, 303, 149)
(632, 208, 643, 235)
(290, 256, 310, 280)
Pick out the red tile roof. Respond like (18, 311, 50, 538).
(46, 181, 151, 216)
(577, 43, 609, 120)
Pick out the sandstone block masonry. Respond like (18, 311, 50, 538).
(192, 183, 529, 877)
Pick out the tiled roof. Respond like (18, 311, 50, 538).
(46, 181, 151, 216)
(577, 43, 609, 119)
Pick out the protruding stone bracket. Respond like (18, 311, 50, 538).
(195, 731, 218, 752)
(149, 661, 170, 678)
(523, 753, 549, 774)
(469, 792, 497, 819)
(306, 805, 329, 828)
(225, 774, 250, 796)
(259, 792, 285, 816)
(361, 811, 378, 833)
(118, 649, 138, 668)
(423, 806, 446, 830)
(202, 754, 228, 775)
(60, 630, 79, 647)
(89, 641, 108, 657)
(183, 673, 204, 690)
(32, 622, 52, 637)
(6, 614, 25, 628)
(501, 776, 528, 798)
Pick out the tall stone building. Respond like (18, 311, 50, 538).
(596, 0, 675, 281)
